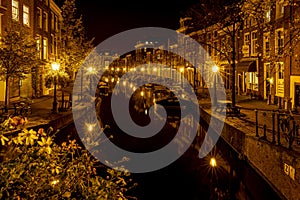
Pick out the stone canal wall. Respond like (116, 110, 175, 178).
(200, 108, 300, 200)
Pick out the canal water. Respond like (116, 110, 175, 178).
(54, 91, 283, 199)
(57, 120, 282, 200)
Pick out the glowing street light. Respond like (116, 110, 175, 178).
(51, 62, 60, 113)
(210, 157, 217, 167)
(87, 66, 96, 95)
(212, 65, 219, 106)
(87, 66, 96, 74)
(212, 65, 219, 73)
(269, 77, 274, 85)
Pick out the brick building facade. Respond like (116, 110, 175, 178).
(179, 0, 300, 110)
(0, 0, 62, 103)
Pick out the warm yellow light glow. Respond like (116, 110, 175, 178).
(87, 66, 96, 74)
(123, 67, 126, 71)
(180, 67, 184, 73)
(153, 67, 157, 72)
(140, 91, 144, 96)
(141, 67, 145, 72)
(86, 123, 96, 132)
(210, 157, 217, 167)
(269, 77, 274, 85)
(116, 67, 120, 71)
(123, 81, 126, 86)
(105, 78, 109, 82)
(212, 65, 219, 73)
(51, 62, 60, 71)
(111, 78, 115, 82)
(50, 180, 59, 185)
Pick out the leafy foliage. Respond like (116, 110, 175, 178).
(0, 29, 38, 80)
(44, 70, 70, 89)
(60, 0, 94, 80)
(0, 126, 137, 200)
(0, 28, 40, 108)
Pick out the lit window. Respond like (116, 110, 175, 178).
(23, 5, 29, 26)
(43, 37, 48, 60)
(276, 1, 284, 19)
(244, 33, 250, 45)
(265, 9, 271, 22)
(12, 0, 19, 21)
(251, 31, 258, 56)
(36, 35, 42, 59)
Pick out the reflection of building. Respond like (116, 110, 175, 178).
(0, 0, 62, 103)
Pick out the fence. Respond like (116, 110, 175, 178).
(253, 109, 300, 150)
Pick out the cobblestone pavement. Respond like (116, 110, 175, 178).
(15, 92, 72, 130)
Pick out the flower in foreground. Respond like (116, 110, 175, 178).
(0, 134, 9, 145)
(18, 129, 38, 146)
(37, 137, 53, 154)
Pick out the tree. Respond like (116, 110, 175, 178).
(60, 0, 94, 80)
(184, 0, 245, 111)
(0, 28, 39, 112)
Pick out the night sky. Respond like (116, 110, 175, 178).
(56, 0, 199, 45)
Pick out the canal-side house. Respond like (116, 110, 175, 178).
(179, 0, 300, 111)
(239, 0, 300, 110)
(177, 16, 239, 96)
(0, 0, 35, 103)
(0, 0, 62, 105)
(33, 0, 62, 97)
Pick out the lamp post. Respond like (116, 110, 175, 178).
(52, 62, 60, 114)
(212, 65, 219, 106)
(87, 66, 96, 96)
(180, 67, 184, 88)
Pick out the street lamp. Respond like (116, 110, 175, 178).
(52, 62, 60, 114)
(210, 157, 217, 167)
(212, 65, 219, 106)
(87, 66, 96, 96)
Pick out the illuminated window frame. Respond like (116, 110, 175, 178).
(23, 5, 30, 26)
(12, 0, 19, 21)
